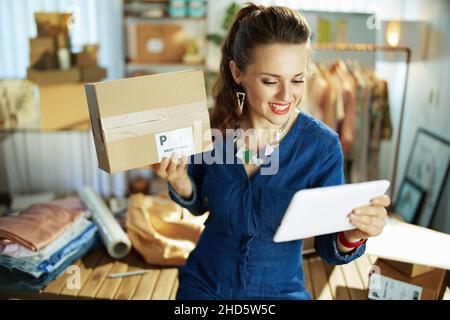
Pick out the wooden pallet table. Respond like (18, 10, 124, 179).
(0, 250, 447, 300)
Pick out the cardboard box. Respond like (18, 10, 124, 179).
(84, 70, 213, 173)
(34, 12, 72, 37)
(29, 37, 56, 57)
(27, 67, 80, 85)
(80, 66, 107, 82)
(76, 51, 98, 67)
(127, 24, 185, 63)
(39, 84, 90, 131)
(56, 33, 70, 49)
(30, 52, 59, 70)
(29, 37, 58, 68)
(369, 258, 446, 300)
(384, 259, 434, 278)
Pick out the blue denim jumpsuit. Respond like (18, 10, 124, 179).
(168, 112, 366, 300)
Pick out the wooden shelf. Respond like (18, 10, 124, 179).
(122, 0, 209, 79)
(124, 0, 208, 21)
(126, 62, 206, 74)
(125, 16, 206, 23)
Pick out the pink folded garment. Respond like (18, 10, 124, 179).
(47, 196, 87, 212)
(0, 204, 83, 251)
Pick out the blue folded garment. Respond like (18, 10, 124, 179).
(0, 232, 101, 292)
(37, 223, 97, 273)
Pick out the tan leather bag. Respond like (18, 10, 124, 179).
(126, 193, 207, 267)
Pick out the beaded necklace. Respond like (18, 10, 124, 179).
(235, 107, 300, 165)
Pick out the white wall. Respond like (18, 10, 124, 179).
(2, 131, 127, 197)
(391, 0, 450, 232)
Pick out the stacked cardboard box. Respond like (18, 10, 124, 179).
(75, 44, 107, 83)
(366, 217, 450, 300)
(27, 12, 79, 85)
(39, 84, 90, 131)
(369, 258, 446, 300)
(27, 12, 107, 85)
(29, 37, 57, 68)
(384, 259, 435, 278)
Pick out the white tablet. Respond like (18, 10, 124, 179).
(273, 180, 391, 242)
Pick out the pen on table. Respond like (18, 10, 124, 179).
(108, 270, 149, 279)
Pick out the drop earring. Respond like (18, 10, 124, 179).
(236, 91, 245, 114)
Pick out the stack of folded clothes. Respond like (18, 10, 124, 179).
(0, 197, 99, 292)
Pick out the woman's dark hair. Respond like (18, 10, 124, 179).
(210, 3, 311, 133)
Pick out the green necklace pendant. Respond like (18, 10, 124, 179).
(244, 149, 253, 164)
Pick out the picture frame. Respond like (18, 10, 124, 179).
(394, 179, 425, 223)
(402, 128, 450, 227)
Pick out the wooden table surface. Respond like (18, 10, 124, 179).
(1, 249, 392, 300)
(41, 249, 179, 300)
(2, 248, 449, 300)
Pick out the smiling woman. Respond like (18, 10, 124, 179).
(230, 43, 307, 167)
(150, 2, 391, 300)
(230, 43, 307, 126)
(210, 4, 310, 134)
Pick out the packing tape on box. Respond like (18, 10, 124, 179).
(101, 101, 208, 143)
(79, 186, 131, 259)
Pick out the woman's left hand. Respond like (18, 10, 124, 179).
(344, 195, 391, 242)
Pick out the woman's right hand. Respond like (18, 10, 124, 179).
(150, 153, 192, 199)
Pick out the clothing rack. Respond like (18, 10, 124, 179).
(311, 42, 411, 201)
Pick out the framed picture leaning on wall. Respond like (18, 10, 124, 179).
(394, 179, 426, 223)
(402, 128, 450, 228)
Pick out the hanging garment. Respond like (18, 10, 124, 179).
(317, 64, 338, 131)
(368, 76, 393, 180)
(329, 71, 345, 125)
(331, 60, 356, 158)
(350, 65, 373, 182)
(126, 193, 207, 267)
(303, 63, 328, 121)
